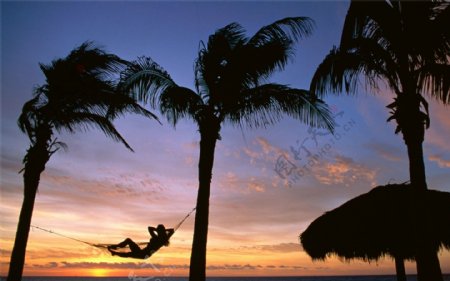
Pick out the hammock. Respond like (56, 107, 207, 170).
(31, 207, 196, 250)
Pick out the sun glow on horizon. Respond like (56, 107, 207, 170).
(91, 268, 109, 277)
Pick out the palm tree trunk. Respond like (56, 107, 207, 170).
(405, 140, 427, 190)
(416, 248, 443, 281)
(399, 93, 427, 190)
(7, 180, 38, 281)
(405, 139, 442, 281)
(394, 257, 406, 281)
(401, 101, 442, 281)
(189, 123, 219, 281)
(8, 145, 48, 281)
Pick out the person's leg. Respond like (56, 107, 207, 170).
(108, 249, 147, 259)
(111, 238, 139, 250)
(108, 238, 145, 258)
(126, 239, 142, 253)
(109, 250, 134, 258)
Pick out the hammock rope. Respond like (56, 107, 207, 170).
(30, 207, 196, 249)
(174, 207, 196, 231)
(30, 225, 101, 248)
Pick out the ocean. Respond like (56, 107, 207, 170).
(4, 276, 449, 281)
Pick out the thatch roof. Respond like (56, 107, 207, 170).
(300, 184, 450, 261)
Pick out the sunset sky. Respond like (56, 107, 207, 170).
(1, 1, 450, 278)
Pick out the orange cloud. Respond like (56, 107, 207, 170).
(429, 154, 450, 168)
(239, 242, 302, 253)
(218, 173, 266, 193)
(309, 155, 377, 186)
(242, 137, 291, 164)
(247, 181, 265, 193)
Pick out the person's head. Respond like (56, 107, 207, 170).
(156, 224, 165, 233)
(157, 224, 170, 246)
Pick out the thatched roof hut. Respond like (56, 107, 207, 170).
(300, 184, 450, 280)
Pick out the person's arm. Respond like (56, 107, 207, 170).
(148, 226, 158, 238)
(166, 228, 174, 237)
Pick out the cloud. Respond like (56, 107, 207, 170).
(32, 262, 58, 269)
(426, 100, 450, 151)
(58, 261, 189, 270)
(206, 264, 262, 271)
(242, 137, 291, 165)
(218, 172, 266, 193)
(206, 264, 314, 271)
(2, 168, 197, 248)
(0, 262, 10, 271)
(429, 154, 450, 168)
(276, 149, 377, 187)
(44, 171, 165, 198)
(365, 142, 404, 162)
(0, 152, 23, 174)
(183, 141, 198, 150)
(0, 249, 12, 258)
(242, 147, 260, 163)
(292, 154, 377, 187)
(26, 261, 314, 272)
(240, 242, 302, 253)
(206, 264, 321, 271)
(33, 170, 176, 217)
(247, 179, 265, 192)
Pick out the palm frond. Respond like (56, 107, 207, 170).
(42, 41, 127, 89)
(206, 22, 247, 52)
(311, 41, 401, 98)
(18, 96, 41, 137)
(249, 17, 314, 47)
(405, 2, 449, 59)
(235, 33, 295, 87)
(36, 42, 131, 117)
(194, 47, 209, 101)
(66, 41, 128, 78)
(245, 17, 314, 82)
(159, 86, 203, 126)
(224, 83, 334, 131)
(18, 89, 49, 142)
(310, 47, 363, 97)
(195, 17, 314, 109)
(417, 63, 450, 104)
(105, 92, 160, 124)
(19, 42, 151, 152)
(52, 112, 134, 151)
(341, 1, 400, 50)
(341, 1, 449, 74)
(48, 138, 68, 156)
(119, 56, 176, 107)
(194, 23, 247, 102)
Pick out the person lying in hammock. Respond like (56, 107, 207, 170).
(108, 224, 174, 259)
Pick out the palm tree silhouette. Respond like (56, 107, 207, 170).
(120, 18, 334, 281)
(310, 1, 449, 281)
(7, 42, 158, 281)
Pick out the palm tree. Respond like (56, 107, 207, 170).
(7, 42, 158, 281)
(120, 18, 333, 281)
(310, 1, 449, 281)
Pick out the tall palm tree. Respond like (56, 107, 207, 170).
(310, 1, 449, 281)
(120, 18, 333, 281)
(7, 42, 158, 281)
